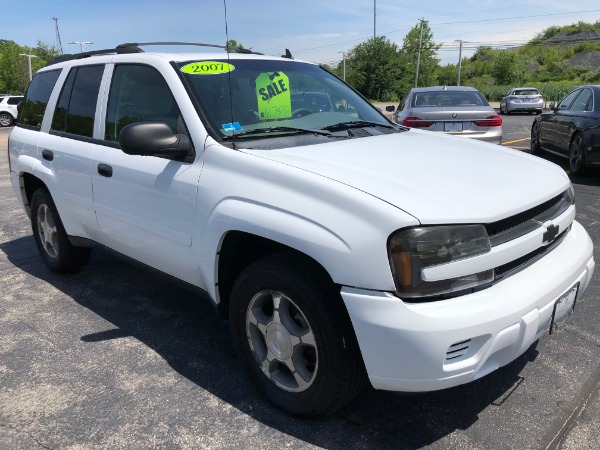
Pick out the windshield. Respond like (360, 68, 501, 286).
(178, 59, 392, 142)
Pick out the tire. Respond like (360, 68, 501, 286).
(530, 122, 542, 155)
(0, 112, 14, 127)
(569, 134, 587, 176)
(229, 253, 366, 417)
(30, 188, 92, 273)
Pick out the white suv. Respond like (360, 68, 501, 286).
(8, 43, 595, 417)
(0, 95, 23, 127)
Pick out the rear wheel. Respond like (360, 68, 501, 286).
(569, 134, 587, 176)
(30, 189, 92, 272)
(229, 253, 365, 417)
(530, 122, 542, 155)
(0, 112, 14, 127)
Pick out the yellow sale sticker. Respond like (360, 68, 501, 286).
(256, 71, 291, 120)
(180, 61, 235, 75)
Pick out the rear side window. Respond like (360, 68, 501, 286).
(18, 70, 61, 129)
(7, 97, 23, 105)
(51, 65, 104, 137)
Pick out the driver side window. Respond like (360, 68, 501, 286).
(105, 64, 182, 142)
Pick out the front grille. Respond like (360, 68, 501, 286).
(485, 193, 569, 247)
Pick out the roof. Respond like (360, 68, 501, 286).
(411, 86, 479, 93)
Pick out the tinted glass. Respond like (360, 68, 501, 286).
(50, 65, 104, 137)
(558, 89, 581, 111)
(412, 91, 487, 107)
(512, 89, 539, 96)
(18, 70, 61, 129)
(569, 89, 592, 112)
(105, 64, 181, 142)
(7, 97, 23, 105)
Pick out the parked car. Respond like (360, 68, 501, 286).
(8, 43, 594, 416)
(500, 87, 543, 115)
(0, 95, 24, 127)
(391, 86, 502, 144)
(531, 85, 600, 175)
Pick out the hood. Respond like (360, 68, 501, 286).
(242, 129, 570, 224)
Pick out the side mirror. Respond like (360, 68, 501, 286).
(549, 101, 557, 111)
(385, 105, 395, 112)
(119, 122, 191, 159)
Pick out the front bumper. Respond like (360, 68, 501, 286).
(342, 220, 594, 392)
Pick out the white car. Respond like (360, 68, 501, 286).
(0, 95, 23, 127)
(8, 43, 595, 417)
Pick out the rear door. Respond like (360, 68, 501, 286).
(36, 64, 105, 237)
(540, 89, 581, 152)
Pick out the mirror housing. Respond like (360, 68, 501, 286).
(119, 122, 191, 159)
(549, 101, 557, 111)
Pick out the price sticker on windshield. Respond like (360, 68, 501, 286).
(180, 61, 235, 75)
(256, 71, 292, 120)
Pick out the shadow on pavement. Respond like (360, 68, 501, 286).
(0, 235, 540, 449)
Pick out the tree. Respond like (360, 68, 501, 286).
(225, 39, 245, 53)
(400, 21, 440, 92)
(0, 40, 60, 93)
(493, 52, 526, 85)
(344, 36, 403, 101)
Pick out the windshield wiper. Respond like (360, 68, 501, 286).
(223, 126, 333, 139)
(321, 120, 397, 131)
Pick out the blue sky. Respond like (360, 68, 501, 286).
(2, 0, 599, 66)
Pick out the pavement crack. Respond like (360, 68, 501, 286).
(0, 423, 52, 449)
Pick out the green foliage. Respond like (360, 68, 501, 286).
(225, 39, 245, 53)
(0, 40, 60, 94)
(344, 36, 403, 101)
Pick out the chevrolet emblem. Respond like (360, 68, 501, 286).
(543, 224, 559, 244)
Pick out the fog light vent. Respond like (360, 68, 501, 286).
(446, 339, 472, 361)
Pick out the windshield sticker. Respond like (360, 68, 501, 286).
(222, 122, 242, 132)
(256, 72, 292, 121)
(180, 62, 235, 75)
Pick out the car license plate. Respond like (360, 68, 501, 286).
(549, 283, 579, 334)
(444, 122, 462, 132)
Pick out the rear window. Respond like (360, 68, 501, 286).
(513, 89, 539, 96)
(412, 91, 487, 107)
(18, 70, 61, 129)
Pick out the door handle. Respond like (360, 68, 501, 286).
(41, 149, 54, 161)
(97, 163, 113, 178)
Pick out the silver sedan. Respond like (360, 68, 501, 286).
(391, 86, 502, 144)
(500, 87, 543, 115)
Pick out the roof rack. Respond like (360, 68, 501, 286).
(45, 41, 263, 67)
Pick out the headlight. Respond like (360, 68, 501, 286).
(388, 225, 493, 299)
(564, 183, 575, 205)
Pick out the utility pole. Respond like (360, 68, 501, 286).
(52, 17, 63, 55)
(414, 18, 425, 88)
(374, 0, 376, 39)
(19, 54, 38, 81)
(456, 39, 463, 86)
(339, 51, 346, 80)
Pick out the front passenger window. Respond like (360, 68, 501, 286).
(105, 65, 182, 142)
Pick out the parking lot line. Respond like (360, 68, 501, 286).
(502, 137, 530, 145)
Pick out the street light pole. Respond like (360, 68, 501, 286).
(19, 53, 38, 81)
(338, 51, 346, 80)
(414, 18, 425, 88)
(374, 0, 376, 39)
(456, 40, 463, 86)
(69, 41, 94, 53)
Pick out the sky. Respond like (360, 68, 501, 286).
(2, 0, 600, 67)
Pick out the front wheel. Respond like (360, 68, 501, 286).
(229, 253, 365, 417)
(569, 134, 587, 176)
(30, 189, 92, 272)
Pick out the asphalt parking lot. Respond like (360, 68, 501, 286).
(1, 119, 599, 449)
